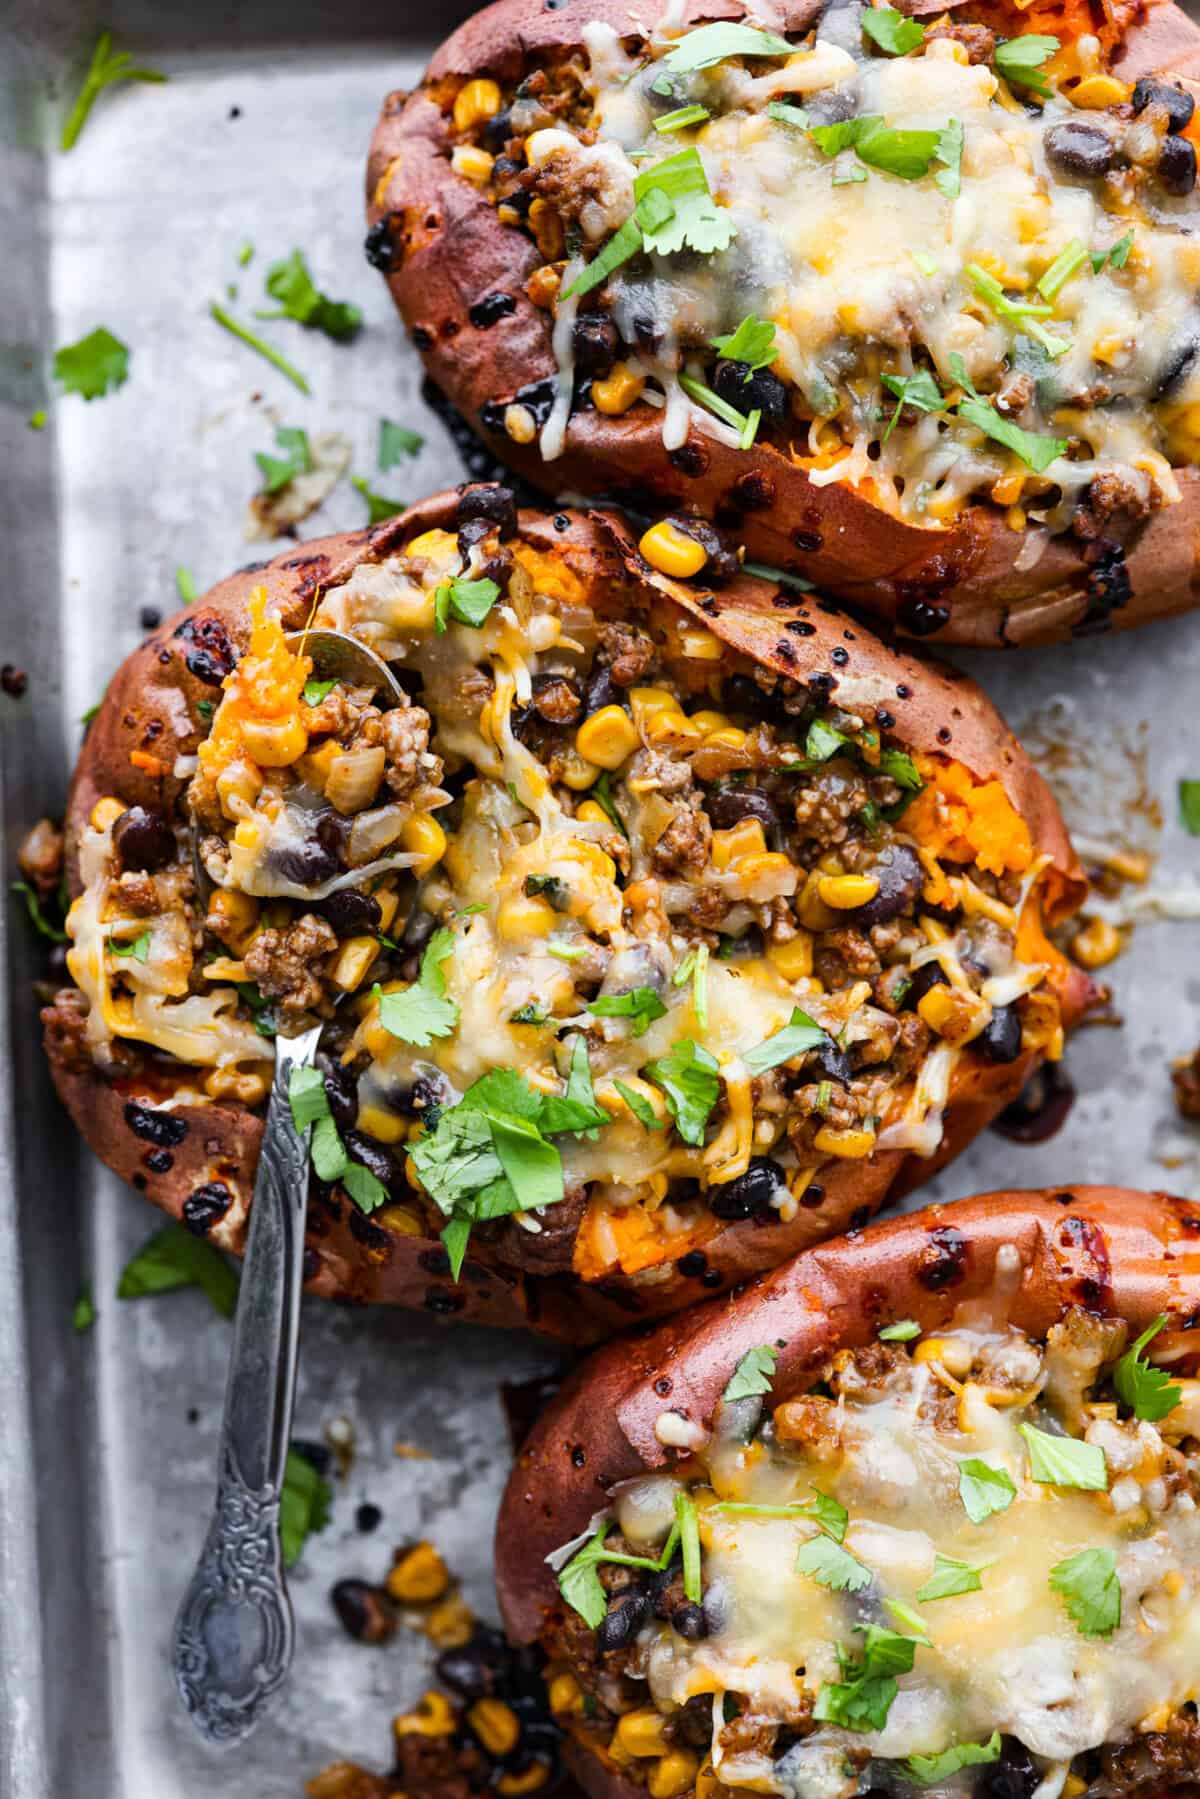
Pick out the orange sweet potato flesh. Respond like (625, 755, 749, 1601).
(496, 1185, 1200, 1797)
(45, 490, 1089, 1339)
(368, 0, 1200, 647)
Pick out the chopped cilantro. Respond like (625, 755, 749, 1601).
(280, 1446, 333, 1568)
(510, 1003, 549, 1026)
(723, 1344, 778, 1402)
(879, 1318, 921, 1342)
(654, 104, 711, 133)
(302, 676, 338, 707)
(934, 118, 963, 198)
(645, 1039, 720, 1145)
(679, 373, 760, 447)
(210, 301, 310, 394)
(352, 474, 405, 524)
(590, 771, 627, 835)
(108, 929, 151, 962)
(814, 1627, 910, 1731)
(634, 147, 736, 257)
(117, 1221, 238, 1317)
(672, 945, 710, 1031)
(742, 1007, 827, 1075)
(805, 717, 849, 761)
(374, 926, 459, 1048)
(713, 1490, 848, 1540)
(660, 22, 792, 73)
(957, 392, 1067, 473)
(175, 565, 199, 604)
(259, 249, 362, 341)
(589, 985, 668, 1037)
(994, 33, 1060, 96)
(287, 1064, 389, 1213)
(861, 8, 925, 55)
(1049, 1546, 1121, 1638)
(434, 575, 501, 631)
(767, 100, 810, 128)
(53, 327, 130, 401)
(917, 1553, 986, 1601)
(379, 418, 424, 470)
(1020, 1423, 1107, 1491)
(60, 31, 166, 152)
(1037, 237, 1088, 300)
(957, 1457, 1017, 1523)
(905, 1735, 1002, 1785)
(881, 368, 945, 442)
(1092, 229, 1133, 273)
(796, 1535, 872, 1592)
(558, 1521, 682, 1627)
(712, 314, 778, 374)
(1178, 779, 1200, 835)
(255, 424, 312, 494)
(28, 409, 46, 430)
(677, 1489, 702, 1602)
(967, 262, 1069, 358)
(741, 560, 814, 591)
(1113, 1314, 1182, 1422)
(73, 1286, 96, 1333)
(10, 880, 68, 944)
(613, 1080, 663, 1130)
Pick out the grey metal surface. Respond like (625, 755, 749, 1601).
(0, 3, 1198, 1796)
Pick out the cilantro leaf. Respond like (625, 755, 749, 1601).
(109, 929, 151, 962)
(714, 1490, 847, 1542)
(379, 418, 424, 469)
(861, 8, 925, 55)
(210, 302, 310, 394)
(280, 1446, 333, 1568)
(654, 103, 711, 133)
(743, 1008, 827, 1075)
(374, 927, 459, 1047)
(588, 986, 668, 1037)
(813, 117, 944, 181)
(260, 249, 362, 341)
(288, 1063, 330, 1133)
(557, 1524, 681, 1626)
(679, 374, 760, 446)
(53, 327, 130, 401)
(796, 1535, 872, 1592)
(412, 1107, 505, 1213)
(957, 1457, 1017, 1523)
(634, 148, 736, 258)
(917, 1554, 985, 1601)
(878, 747, 923, 791)
(1113, 1314, 1182, 1421)
(957, 395, 1067, 473)
(440, 1212, 473, 1281)
(60, 31, 166, 153)
(73, 1286, 96, 1333)
(905, 1734, 1002, 1785)
(1020, 1423, 1108, 1491)
(538, 1035, 611, 1136)
(1037, 237, 1088, 300)
(768, 100, 811, 128)
(645, 1039, 720, 1145)
(885, 1598, 931, 1642)
(352, 474, 404, 524)
(434, 575, 501, 631)
(810, 116, 882, 159)
(814, 1628, 909, 1731)
(614, 1080, 663, 1130)
(342, 1162, 389, 1214)
(879, 1319, 921, 1342)
(1179, 780, 1200, 835)
(994, 33, 1060, 96)
(806, 717, 849, 761)
(676, 1489, 703, 1603)
(10, 880, 68, 943)
(303, 676, 338, 706)
(1049, 1546, 1121, 1637)
(723, 1344, 778, 1402)
(117, 1221, 238, 1318)
(660, 22, 793, 72)
(934, 117, 963, 198)
(881, 368, 945, 441)
(255, 424, 312, 494)
(712, 315, 779, 374)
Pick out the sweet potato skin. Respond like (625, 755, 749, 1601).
(495, 1186, 1200, 1669)
(368, 0, 1200, 647)
(45, 490, 1087, 1338)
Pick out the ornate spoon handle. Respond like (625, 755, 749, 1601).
(172, 1023, 322, 1744)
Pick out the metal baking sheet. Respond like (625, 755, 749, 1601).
(1, 4, 1198, 1794)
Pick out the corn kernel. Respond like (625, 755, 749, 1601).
(374, 1200, 425, 1235)
(575, 799, 611, 827)
(797, 872, 837, 932)
(394, 1691, 456, 1738)
(737, 851, 794, 888)
(497, 1767, 550, 1796)
(205, 1066, 269, 1107)
(1072, 915, 1122, 969)
(817, 873, 880, 910)
(548, 1672, 583, 1715)
(451, 144, 494, 185)
(329, 935, 380, 993)
(403, 812, 447, 876)
(701, 726, 748, 754)
(497, 895, 556, 940)
(689, 710, 732, 733)
(644, 710, 705, 752)
(1062, 1779, 1087, 1799)
(616, 1709, 671, 1759)
(387, 1542, 450, 1605)
(558, 746, 602, 790)
(90, 797, 126, 833)
(629, 686, 680, 722)
(712, 818, 767, 871)
(468, 1699, 521, 1758)
(678, 627, 723, 660)
(592, 361, 644, 415)
(915, 1336, 973, 1376)
(639, 519, 708, 579)
(576, 704, 639, 770)
(695, 1766, 725, 1799)
(1070, 74, 1131, 106)
(426, 1593, 475, 1648)
(355, 1103, 406, 1146)
(528, 197, 564, 261)
(376, 888, 400, 933)
(453, 77, 502, 133)
(649, 1750, 700, 1799)
(813, 1124, 877, 1159)
(241, 714, 308, 768)
(768, 934, 813, 981)
(207, 888, 259, 952)
(504, 402, 538, 445)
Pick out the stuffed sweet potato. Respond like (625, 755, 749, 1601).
(496, 1185, 1200, 1799)
(369, 0, 1200, 646)
(43, 485, 1090, 1338)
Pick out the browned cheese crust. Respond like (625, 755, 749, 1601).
(368, 0, 1200, 647)
(46, 493, 1090, 1339)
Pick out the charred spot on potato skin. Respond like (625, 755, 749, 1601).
(145, 1148, 173, 1174)
(480, 377, 558, 436)
(918, 1226, 969, 1290)
(784, 618, 815, 637)
(1073, 539, 1132, 636)
(729, 471, 776, 511)
(425, 1285, 466, 1315)
(791, 525, 823, 553)
(183, 1180, 234, 1236)
(411, 325, 434, 350)
(301, 1247, 321, 1283)
(1059, 1215, 1113, 1309)
(173, 612, 237, 686)
(124, 1099, 189, 1147)
(571, 1445, 586, 1467)
(420, 1247, 452, 1276)
(654, 1376, 673, 1397)
(669, 442, 709, 478)
(364, 216, 401, 274)
(898, 595, 952, 637)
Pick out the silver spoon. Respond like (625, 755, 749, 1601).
(174, 630, 408, 1742)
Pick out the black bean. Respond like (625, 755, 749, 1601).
(572, 313, 619, 377)
(182, 1181, 234, 1236)
(355, 1502, 382, 1533)
(1159, 132, 1197, 195)
(330, 1579, 395, 1644)
(978, 1737, 1041, 1799)
(1132, 76, 1195, 132)
(841, 844, 923, 929)
(708, 783, 780, 832)
(977, 1003, 1022, 1063)
(709, 1156, 785, 1220)
(363, 217, 398, 273)
(724, 672, 786, 722)
(456, 482, 518, 539)
(480, 106, 513, 150)
(342, 1129, 402, 1193)
(469, 290, 517, 329)
(712, 359, 788, 428)
(437, 1643, 493, 1700)
(902, 963, 949, 1010)
(1043, 120, 1116, 178)
(671, 1602, 708, 1640)
(813, 1041, 853, 1086)
(124, 1099, 188, 1146)
(315, 889, 382, 937)
(320, 1057, 360, 1133)
(112, 805, 175, 873)
(597, 1591, 649, 1651)
(174, 612, 237, 684)
(270, 838, 339, 887)
(582, 665, 622, 717)
(992, 1062, 1075, 1143)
